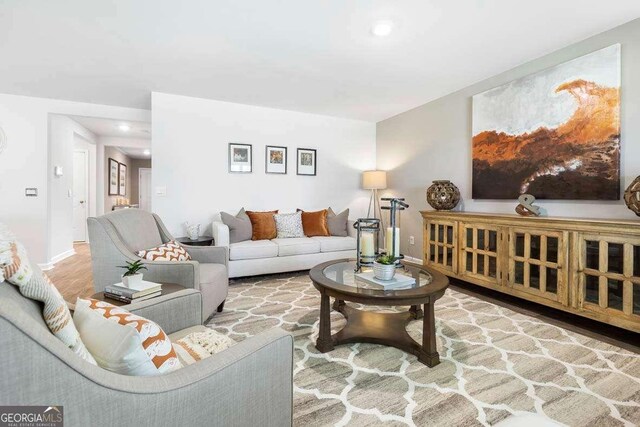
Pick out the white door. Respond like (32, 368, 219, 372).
(73, 150, 89, 241)
(139, 168, 152, 212)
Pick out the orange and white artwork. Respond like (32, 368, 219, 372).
(472, 44, 620, 200)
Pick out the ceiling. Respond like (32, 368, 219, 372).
(68, 115, 151, 139)
(118, 146, 152, 160)
(2, 1, 640, 122)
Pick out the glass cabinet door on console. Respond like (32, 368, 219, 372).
(578, 234, 640, 325)
(424, 220, 457, 274)
(508, 228, 568, 304)
(459, 223, 501, 285)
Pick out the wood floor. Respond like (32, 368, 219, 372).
(49, 244, 638, 352)
(48, 243, 95, 302)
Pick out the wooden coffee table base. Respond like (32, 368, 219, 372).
(316, 296, 441, 367)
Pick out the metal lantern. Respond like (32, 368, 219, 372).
(354, 218, 381, 271)
(381, 197, 409, 265)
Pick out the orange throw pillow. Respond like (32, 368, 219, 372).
(298, 209, 330, 237)
(246, 210, 278, 240)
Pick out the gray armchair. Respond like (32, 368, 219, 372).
(0, 279, 294, 427)
(88, 209, 228, 320)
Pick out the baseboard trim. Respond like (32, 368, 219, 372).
(403, 255, 423, 264)
(38, 248, 76, 271)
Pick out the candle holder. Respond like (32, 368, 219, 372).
(354, 218, 381, 272)
(381, 197, 409, 266)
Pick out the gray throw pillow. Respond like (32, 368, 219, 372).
(220, 208, 252, 243)
(327, 208, 349, 237)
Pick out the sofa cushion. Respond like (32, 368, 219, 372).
(310, 236, 357, 253)
(327, 208, 350, 237)
(274, 212, 304, 238)
(173, 328, 236, 366)
(229, 240, 279, 260)
(220, 208, 252, 243)
(298, 209, 330, 237)
(246, 210, 278, 240)
(137, 240, 191, 261)
(272, 237, 321, 257)
(74, 298, 182, 375)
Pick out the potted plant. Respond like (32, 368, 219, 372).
(118, 260, 148, 288)
(373, 254, 396, 280)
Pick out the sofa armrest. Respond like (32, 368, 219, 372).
(126, 289, 203, 334)
(348, 220, 357, 238)
(185, 245, 227, 266)
(212, 221, 230, 249)
(141, 261, 199, 290)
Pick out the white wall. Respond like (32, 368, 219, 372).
(377, 19, 640, 259)
(152, 92, 376, 237)
(0, 93, 149, 266)
(48, 114, 97, 262)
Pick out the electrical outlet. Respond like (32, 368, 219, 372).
(409, 236, 415, 245)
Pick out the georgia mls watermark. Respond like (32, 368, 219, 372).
(0, 406, 63, 427)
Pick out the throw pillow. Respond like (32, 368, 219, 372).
(273, 212, 304, 238)
(73, 298, 182, 375)
(297, 209, 330, 237)
(220, 208, 252, 243)
(0, 238, 97, 365)
(327, 208, 350, 237)
(137, 240, 191, 261)
(246, 210, 278, 240)
(173, 329, 236, 366)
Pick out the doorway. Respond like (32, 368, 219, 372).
(73, 149, 89, 242)
(139, 168, 152, 212)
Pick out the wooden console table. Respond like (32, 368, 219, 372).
(421, 211, 640, 332)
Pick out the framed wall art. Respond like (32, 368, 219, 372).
(229, 143, 252, 173)
(118, 162, 127, 196)
(472, 44, 620, 200)
(265, 145, 287, 174)
(108, 158, 119, 195)
(296, 148, 316, 176)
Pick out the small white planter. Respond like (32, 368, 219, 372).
(373, 261, 396, 281)
(122, 273, 143, 288)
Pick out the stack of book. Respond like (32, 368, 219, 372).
(355, 271, 417, 290)
(104, 281, 162, 304)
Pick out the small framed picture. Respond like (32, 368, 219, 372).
(229, 143, 252, 173)
(265, 146, 287, 174)
(297, 148, 317, 176)
(118, 162, 127, 196)
(108, 158, 119, 195)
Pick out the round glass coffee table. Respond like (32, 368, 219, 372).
(309, 259, 449, 367)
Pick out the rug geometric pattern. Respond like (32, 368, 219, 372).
(208, 273, 640, 426)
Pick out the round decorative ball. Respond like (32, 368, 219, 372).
(624, 176, 640, 217)
(426, 180, 461, 210)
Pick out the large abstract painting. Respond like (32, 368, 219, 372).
(472, 44, 620, 200)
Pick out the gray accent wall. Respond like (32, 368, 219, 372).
(376, 18, 640, 260)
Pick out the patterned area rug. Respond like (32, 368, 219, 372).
(208, 272, 640, 426)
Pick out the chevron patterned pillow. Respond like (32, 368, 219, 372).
(137, 240, 192, 262)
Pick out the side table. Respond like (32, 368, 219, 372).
(176, 236, 215, 246)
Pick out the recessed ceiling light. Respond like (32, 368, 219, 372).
(372, 21, 393, 37)
(118, 124, 130, 132)
(143, 149, 151, 155)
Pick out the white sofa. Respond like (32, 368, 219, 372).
(212, 215, 357, 278)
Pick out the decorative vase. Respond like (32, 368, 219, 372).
(426, 180, 460, 210)
(373, 261, 396, 281)
(624, 176, 640, 217)
(122, 273, 143, 288)
(184, 222, 201, 240)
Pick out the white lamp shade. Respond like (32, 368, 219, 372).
(362, 170, 387, 190)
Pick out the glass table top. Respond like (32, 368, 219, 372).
(322, 260, 433, 291)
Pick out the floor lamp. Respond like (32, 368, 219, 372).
(362, 170, 387, 245)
